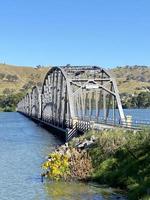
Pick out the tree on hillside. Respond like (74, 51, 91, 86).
(137, 92, 150, 108)
(6, 74, 19, 82)
(3, 88, 12, 96)
(0, 73, 5, 80)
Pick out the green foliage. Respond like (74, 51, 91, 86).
(122, 92, 150, 108)
(42, 128, 149, 199)
(137, 92, 150, 108)
(0, 92, 25, 112)
(88, 129, 150, 200)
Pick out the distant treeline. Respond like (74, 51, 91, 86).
(0, 91, 150, 112)
(0, 93, 25, 112)
(121, 92, 150, 108)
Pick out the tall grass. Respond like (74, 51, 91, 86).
(87, 128, 150, 200)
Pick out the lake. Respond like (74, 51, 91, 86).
(123, 108, 149, 120)
(0, 112, 127, 200)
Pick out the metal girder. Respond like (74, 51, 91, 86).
(30, 86, 42, 118)
(17, 65, 125, 129)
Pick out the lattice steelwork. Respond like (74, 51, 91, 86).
(64, 66, 125, 124)
(31, 86, 42, 118)
(25, 93, 31, 115)
(41, 67, 72, 128)
(17, 66, 125, 130)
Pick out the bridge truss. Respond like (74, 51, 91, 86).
(17, 66, 125, 140)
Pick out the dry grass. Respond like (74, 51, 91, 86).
(0, 64, 149, 95)
(0, 64, 49, 94)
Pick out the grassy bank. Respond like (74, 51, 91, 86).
(86, 129, 150, 199)
(42, 128, 150, 200)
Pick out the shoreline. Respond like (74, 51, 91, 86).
(42, 128, 150, 200)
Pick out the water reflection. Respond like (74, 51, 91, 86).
(44, 181, 127, 200)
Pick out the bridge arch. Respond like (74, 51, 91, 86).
(17, 65, 126, 135)
(31, 86, 42, 118)
(41, 66, 125, 128)
(25, 93, 31, 116)
(41, 67, 74, 128)
(59, 66, 125, 124)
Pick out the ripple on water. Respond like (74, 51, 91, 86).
(0, 112, 127, 200)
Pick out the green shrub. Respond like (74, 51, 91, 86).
(88, 129, 150, 199)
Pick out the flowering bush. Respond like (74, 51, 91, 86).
(42, 153, 70, 180)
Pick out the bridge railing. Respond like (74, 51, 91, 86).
(67, 120, 91, 141)
(90, 116, 150, 129)
(122, 118, 150, 129)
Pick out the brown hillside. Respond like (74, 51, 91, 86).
(0, 64, 150, 95)
(110, 66, 150, 94)
(0, 64, 49, 95)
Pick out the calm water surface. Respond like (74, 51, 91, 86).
(124, 108, 150, 120)
(0, 112, 127, 200)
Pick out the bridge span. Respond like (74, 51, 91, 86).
(17, 66, 128, 141)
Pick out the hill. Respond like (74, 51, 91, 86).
(0, 64, 49, 95)
(111, 65, 150, 94)
(0, 64, 150, 96)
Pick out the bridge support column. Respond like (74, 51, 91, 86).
(90, 121, 95, 129)
(72, 117, 78, 126)
(126, 115, 132, 127)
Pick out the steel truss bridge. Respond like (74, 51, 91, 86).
(17, 66, 146, 141)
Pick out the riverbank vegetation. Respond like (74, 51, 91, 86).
(42, 128, 150, 200)
(42, 145, 93, 181)
(0, 92, 24, 112)
(121, 92, 150, 108)
(88, 129, 150, 200)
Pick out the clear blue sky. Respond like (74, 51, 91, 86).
(0, 0, 150, 67)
